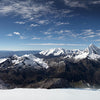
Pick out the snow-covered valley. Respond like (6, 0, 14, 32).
(0, 88, 99, 100)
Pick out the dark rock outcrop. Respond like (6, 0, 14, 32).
(26, 78, 70, 89)
(0, 56, 100, 89)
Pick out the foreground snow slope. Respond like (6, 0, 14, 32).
(0, 88, 99, 100)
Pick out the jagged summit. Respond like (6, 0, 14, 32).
(75, 44, 100, 60)
(87, 43, 100, 55)
(39, 48, 67, 56)
(88, 44, 98, 50)
(88, 43, 96, 47)
(40, 44, 100, 60)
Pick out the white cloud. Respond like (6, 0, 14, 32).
(56, 22, 69, 26)
(83, 29, 93, 33)
(91, 1, 100, 4)
(57, 36, 65, 40)
(59, 30, 64, 34)
(64, 0, 100, 8)
(0, 0, 53, 20)
(13, 32, 25, 39)
(7, 34, 13, 36)
(13, 32, 20, 35)
(88, 35, 95, 38)
(32, 37, 40, 40)
(77, 29, 100, 39)
(46, 35, 52, 39)
(77, 29, 95, 39)
(44, 32, 51, 35)
(30, 24, 39, 27)
(83, 35, 96, 38)
(95, 39, 100, 42)
(0, 0, 72, 23)
(20, 36, 25, 39)
(65, 30, 71, 33)
(38, 20, 49, 25)
(15, 21, 25, 24)
(0, 5, 13, 15)
(64, 0, 87, 8)
(83, 29, 94, 35)
(43, 29, 73, 40)
(44, 35, 65, 40)
(25, 43, 86, 46)
(7, 31, 25, 39)
(57, 30, 71, 34)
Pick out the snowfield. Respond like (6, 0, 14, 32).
(0, 88, 100, 100)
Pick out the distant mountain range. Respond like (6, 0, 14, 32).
(39, 44, 100, 60)
(1, 44, 100, 60)
(0, 44, 100, 89)
(0, 50, 40, 58)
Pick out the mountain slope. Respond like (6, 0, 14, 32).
(0, 44, 100, 89)
(39, 48, 82, 57)
(75, 44, 100, 60)
(40, 44, 100, 60)
(39, 48, 67, 56)
(0, 54, 48, 69)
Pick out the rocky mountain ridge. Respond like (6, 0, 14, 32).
(40, 44, 100, 60)
(0, 44, 100, 89)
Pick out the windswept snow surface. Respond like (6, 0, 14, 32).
(39, 48, 67, 56)
(0, 54, 48, 69)
(11, 54, 49, 69)
(0, 58, 7, 63)
(0, 88, 99, 100)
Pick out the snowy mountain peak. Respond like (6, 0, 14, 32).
(87, 44, 100, 55)
(40, 44, 100, 60)
(39, 48, 66, 56)
(88, 44, 98, 51)
(89, 43, 96, 47)
(75, 44, 100, 60)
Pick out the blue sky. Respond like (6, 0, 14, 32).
(0, 0, 100, 50)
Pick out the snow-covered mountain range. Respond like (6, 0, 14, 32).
(39, 44, 100, 60)
(0, 44, 100, 89)
(0, 50, 40, 58)
(0, 44, 100, 70)
(75, 44, 100, 60)
(39, 48, 67, 56)
(0, 54, 48, 69)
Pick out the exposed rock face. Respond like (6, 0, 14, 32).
(0, 54, 48, 69)
(0, 79, 10, 89)
(0, 57, 100, 89)
(27, 78, 70, 89)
